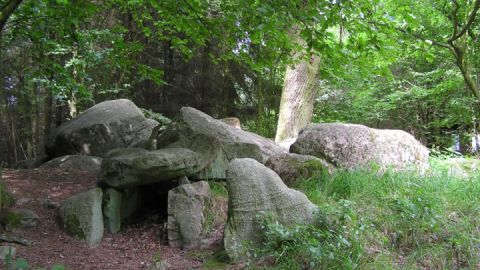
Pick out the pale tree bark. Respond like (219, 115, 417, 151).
(275, 28, 320, 143)
(427, 0, 480, 103)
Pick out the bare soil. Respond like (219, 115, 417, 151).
(0, 168, 228, 270)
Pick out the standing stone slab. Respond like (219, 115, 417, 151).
(0, 246, 16, 260)
(167, 181, 211, 248)
(224, 158, 318, 261)
(291, 123, 429, 172)
(103, 188, 122, 234)
(58, 188, 104, 246)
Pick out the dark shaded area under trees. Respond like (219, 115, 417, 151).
(0, 0, 283, 165)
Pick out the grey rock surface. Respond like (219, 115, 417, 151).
(224, 158, 318, 261)
(157, 107, 286, 179)
(3, 208, 39, 229)
(291, 123, 429, 172)
(46, 99, 158, 158)
(265, 153, 333, 186)
(99, 147, 211, 188)
(103, 188, 122, 234)
(58, 188, 104, 246)
(40, 155, 103, 175)
(167, 181, 211, 248)
(0, 246, 16, 260)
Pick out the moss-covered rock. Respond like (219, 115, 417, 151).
(224, 158, 318, 261)
(265, 153, 333, 186)
(99, 147, 212, 188)
(2, 209, 39, 229)
(103, 188, 122, 234)
(58, 188, 104, 246)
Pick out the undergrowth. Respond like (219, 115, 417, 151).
(253, 157, 480, 269)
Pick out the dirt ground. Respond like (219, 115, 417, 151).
(0, 168, 228, 270)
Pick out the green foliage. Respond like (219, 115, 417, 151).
(2, 210, 22, 228)
(5, 256, 28, 270)
(203, 180, 228, 234)
(209, 180, 228, 198)
(315, 43, 476, 149)
(253, 211, 363, 270)
(256, 165, 480, 269)
(139, 108, 171, 126)
(4, 254, 65, 270)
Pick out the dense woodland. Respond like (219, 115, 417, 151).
(0, 0, 479, 165)
(2, 1, 480, 270)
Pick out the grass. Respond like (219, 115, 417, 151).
(253, 157, 480, 269)
(204, 180, 228, 234)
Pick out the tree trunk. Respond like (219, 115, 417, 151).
(451, 40, 480, 101)
(256, 75, 264, 134)
(275, 53, 320, 143)
(0, 0, 23, 34)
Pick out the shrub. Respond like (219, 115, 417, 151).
(251, 211, 363, 269)
(260, 163, 480, 269)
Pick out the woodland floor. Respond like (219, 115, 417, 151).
(0, 168, 229, 270)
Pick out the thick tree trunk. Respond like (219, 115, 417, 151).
(451, 41, 480, 101)
(275, 54, 320, 143)
(0, 0, 23, 33)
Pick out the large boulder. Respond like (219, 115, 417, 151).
(265, 153, 333, 186)
(98, 147, 212, 188)
(157, 107, 286, 179)
(40, 155, 103, 175)
(224, 158, 318, 261)
(46, 99, 158, 158)
(291, 123, 429, 172)
(58, 188, 104, 246)
(167, 181, 211, 248)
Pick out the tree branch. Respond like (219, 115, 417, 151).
(0, 0, 24, 34)
(450, 0, 461, 37)
(448, 0, 480, 42)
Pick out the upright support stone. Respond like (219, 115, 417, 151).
(58, 188, 104, 246)
(224, 158, 318, 261)
(103, 188, 122, 234)
(167, 181, 211, 248)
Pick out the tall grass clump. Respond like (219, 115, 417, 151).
(256, 157, 480, 269)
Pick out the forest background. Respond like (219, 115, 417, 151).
(1, 0, 480, 165)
